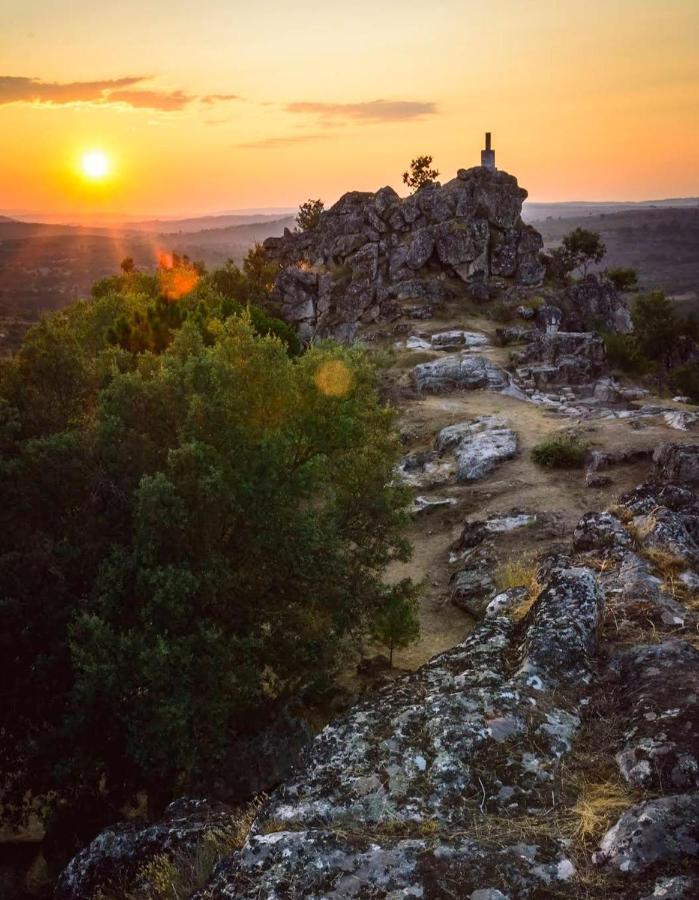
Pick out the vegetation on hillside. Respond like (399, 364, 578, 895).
(0, 257, 417, 848)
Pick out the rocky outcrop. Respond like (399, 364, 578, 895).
(55, 799, 238, 900)
(653, 442, 699, 485)
(563, 275, 633, 333)
(512, 331, 607, 391)
(58, 448, 699, 898)
(264, 167, 545, 340)
(412, 353, 511, 393)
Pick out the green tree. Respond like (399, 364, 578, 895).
(551, 228, 606, 279)
(605, 266, 638, 292)
(242, 242, 281, 294)
(0, 303, 416, 843)
(631, 290, 677, 388)
(402, 155, 439, 193)
(120, 256, 136, 274)
(369, 586, 420, 666)
(296, 198, 325, 232)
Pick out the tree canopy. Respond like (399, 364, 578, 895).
(0, 263, 416, 845)
(296, 199, 325, 232)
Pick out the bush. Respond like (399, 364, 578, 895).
(669, 361, 699, 403)
(490, 302, 515, 324)
(602, 332, 649, 376)
(605, 267, 638, 292)
(0, 300, 417, 843)
(531, 433, 589, 468)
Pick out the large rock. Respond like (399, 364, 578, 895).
(653, 442, 699, 485)
(54, 799, 238, 900)
(264, 167, 544, 340)
(513, 331, 607, 390)
(413, 354, 510, 393)
(611, 640, 699, 791)
(595, 793, 699, 873)
(563, 275, 632, 333)
(435, 416, 518, 480)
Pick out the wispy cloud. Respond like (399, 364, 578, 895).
(284, 99, 437, 124)
(201, 93, 240, 105)
(235, 132, 331, 149)
(0, 76, 240, 111)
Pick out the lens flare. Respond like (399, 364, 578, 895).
(314, 359, 353, 397)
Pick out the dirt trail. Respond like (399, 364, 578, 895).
(369, 311, 699, 670)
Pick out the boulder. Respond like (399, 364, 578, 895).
(413, 354, 510, 394)
(55, 799, 238, 900)
(513, 332, 607, 389)
(653, 443, 699, 485)
(435, 416, 518, 481)
(563, 275, 632, 333)
(594, 793, 699, 873)
(450, 566, 495, 616)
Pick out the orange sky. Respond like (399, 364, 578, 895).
(1, 0, 698, 218)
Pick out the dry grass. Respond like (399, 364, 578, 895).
(643, 547, 687, 579)
(494, 556, 541, 620)
(92, 799, 262, 900)
(568, 780, 634, 846)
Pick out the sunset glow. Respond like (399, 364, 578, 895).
(80, 150, 110, 181)
(0, 0, 697, 217)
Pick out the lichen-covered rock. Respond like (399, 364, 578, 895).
(572, 511, 632, 554)
(264, 167, 544, 340)
(435, 416, 518, 480)
(200, 830, 577, 899)
(513, 331, 607, 390)
(563, 274, 632, 333)
(412, 353, 510, 393)
(451, 566, 495, 616)
(594, 793, 699, 873)
(430, 329, 489, 350)
(55, 799, 237, 900)
(611, 640, 699, 790)
(653, 442, 699, 485)
(485, 586, 529, 618)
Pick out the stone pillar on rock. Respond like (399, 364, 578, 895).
(481, 132, 496, 170)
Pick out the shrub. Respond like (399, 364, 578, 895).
(490, 302, 515, 324)
(531, 433, 589, 468)
(604, 267, 639, 292)
(669, 361, 699, 403)
(602, 332, 649, 376)
(296, 198, 324, 232)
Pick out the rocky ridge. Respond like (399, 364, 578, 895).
(56, 445, 699, 899)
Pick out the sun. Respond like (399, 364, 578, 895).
(80, 150, 110, 180)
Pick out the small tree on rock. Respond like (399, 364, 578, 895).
(297, 198, 324, 232)
(605, 266, 638, 292)
(403, 155, 439, 194)
(369, 583, 420, 666)
(552, 228, 606, 279)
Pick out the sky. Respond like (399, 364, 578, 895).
(0, 0, 698, 218)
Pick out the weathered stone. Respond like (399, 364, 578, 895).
(264, 167, 543, 340)
(451, 566, 495, 615)
(413, 354, 510, 393)
(572, 511, 632, 554)
(431, 329, 489, 351)
(594, 793, 699, 873)
(653, 442, 699, 485)
(435, 416, 518, 481)
(513, 332, 607, 389)
(55, 799, 238, 900)
(611, 640, 699, 790)
(485, 586, 529, 618)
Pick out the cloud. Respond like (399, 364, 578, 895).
(284, 99, 437, 123)
(0, 76, 239, 111)
(235, 132, 331, 149)
(201, 93, 241, 105)
(107, 89, 194, 111)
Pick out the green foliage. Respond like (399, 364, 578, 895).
(631, 291, 677, 381)
(669, 361, 699, 403)
(551, 228, 606, 279)
(0, 294, 414, 840)
(402, 155, 439, 193)
(602, 332, 650, 376)
(296, 198, 325, 232)
(604, 266, 638, 292)
(531, 433, 589, 468)
(490, 302, 515, 324)
(369, 584, 420, 666)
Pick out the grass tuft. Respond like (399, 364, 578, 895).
(531, 433, 589, 469)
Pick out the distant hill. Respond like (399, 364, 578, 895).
(535, 206, 699, 312)
(524, 197, 699, 222)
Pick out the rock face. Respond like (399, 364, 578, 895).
(435, 416, 518, 481)
(563, 275, 633, 333)
(263, 167, 545, 340)
(653, 442, 699, 485)
(54, 799, 238, 900)
(512, 331, 607, 390)
(412, 353, 511, 393)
